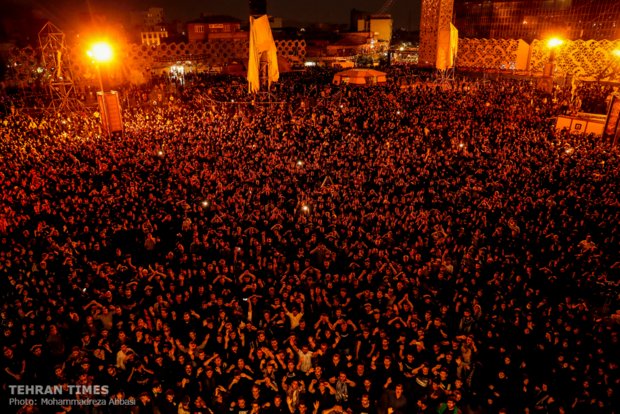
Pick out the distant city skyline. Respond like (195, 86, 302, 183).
(10, 0, 422, 30)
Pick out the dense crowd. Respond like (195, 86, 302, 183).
(1, 68, 619, 414)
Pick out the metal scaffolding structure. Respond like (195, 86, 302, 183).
(38, 22, 82, 112)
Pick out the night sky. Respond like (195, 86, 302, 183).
(12, 0, 422, 31)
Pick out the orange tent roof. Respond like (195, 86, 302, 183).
(333, 68, 388, 85)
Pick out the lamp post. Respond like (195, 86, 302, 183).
(611, 49, 620, 147)
(87, 42, 113, 135)
(539, 37, 563, 93)
(545, 37, 564, 77)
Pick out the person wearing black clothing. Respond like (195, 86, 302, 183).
(137, 392, 155, 414)
(24, 344, 47, 382)
(351, 363, 371, 393)
(177, 363, 200, 398)
(201, 365, 219, 401)
(249, 384, 270, 410)
(281, 359, 303, 385)
(2, 346, 25, 384)
(412, 365, 432, 400)
(372, 355, 401, 393)
(158, 390, 177, 414)
(324, 353, 346, 382)
(308, 379, 336, 412)
(265, 394, 288, 414)
(228, 369, 254, 398)
(414, 399, 435, 414)
(210, 390, 230, 414)
(150, 382, 165, 413)
(230, 396, 252, 414)
(355, 393, 379, 414)
(334, 319, 357, 356)
(102, 365, 123, 394)
(356, 378, 381, 407)
(379, 384, 408, 414)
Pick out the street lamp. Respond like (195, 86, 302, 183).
(87, 42, 113, 63)
(539, 37, 564, 92)
(547, 37, 564, 49)
(546, 37, 564, 67)
(87, 41, 114, 135)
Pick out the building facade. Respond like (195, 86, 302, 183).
(187, 16, 242, 42)
(131, 7, 165, 29)
(454, 0, 620, 41)
(141, 30, 169, 46)
(145, 8, 165, 27)
(353, 13, 393, 45)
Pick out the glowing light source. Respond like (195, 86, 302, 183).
(87, 41, 114, 63)
(296, 160, 304, 167)
(613, 49, 620, 58)
(547, 37, 564, 49)
(201, 200, 209, 207)
(157, 151, 164, 157)
(301, 204, 309, 213)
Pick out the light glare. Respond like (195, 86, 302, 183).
(547, 37, 564, 49)
(88, 42, 113, 63)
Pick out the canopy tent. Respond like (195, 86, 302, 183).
(332, 69, 388, 86)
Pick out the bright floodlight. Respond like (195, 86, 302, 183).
(547, 37, 564, 49)
(87, 42, 113, 62)
(613, 49, 620, 58)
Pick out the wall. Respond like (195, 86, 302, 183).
(458, 38, 620, 80)
(68, 40, 307, 85)
(556, 115, 606, 136)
